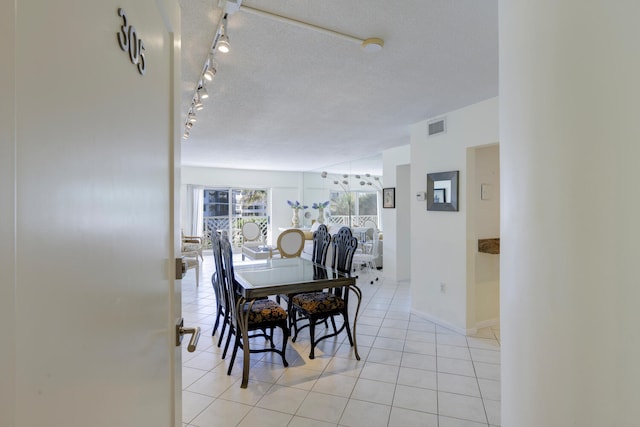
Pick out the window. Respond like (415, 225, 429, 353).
(203, 189, 229, 216)
(203, 188, 268, 248)
(328, 190, 379, 227)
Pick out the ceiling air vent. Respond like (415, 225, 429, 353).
(428, 118, 446, 136)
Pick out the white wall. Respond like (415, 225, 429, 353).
(302, 172, 332, 227)
(181, 166, 303, 242)
(0, 1, 16, 425)
(501, 1, 640, 425)
(382, 145, 411, 281)
(395, 165, 411, 280)
(410, 97, 498, 332)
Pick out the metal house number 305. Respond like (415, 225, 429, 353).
(117, 8, 146, 75)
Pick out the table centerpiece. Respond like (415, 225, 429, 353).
(311, 201, 330, 224)
(287, 200, 308, 227)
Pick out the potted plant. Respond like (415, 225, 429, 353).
(287, 200, 308, 227)
(311, 201, 330, 224)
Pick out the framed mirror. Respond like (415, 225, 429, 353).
(427, 170, 459, 211)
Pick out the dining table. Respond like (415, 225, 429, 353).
(233, 256, 362, 388)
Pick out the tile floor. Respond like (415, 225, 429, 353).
(181, 254, 501, 427)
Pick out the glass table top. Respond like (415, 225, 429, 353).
(234, 257, 353, 298)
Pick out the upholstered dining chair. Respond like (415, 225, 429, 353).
(240, 221, 262, 258)
(219, 235, 290, 376)
(181, 230, 204, 261)
(290, 226, 358, 359)
(273, 226, 305, 303)
(213, 231, 273, 357)
(241, 221, 261, 243)
(210, 231, 231, 349)
(310, 224, 331, 265)
(276, 228, 306, 258)
(180, 230, 203, 287)
(282, 224, 332, 329)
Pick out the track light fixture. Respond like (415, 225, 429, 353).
(216, 15, 230, 53)
(183, 10, 234, 141)
(198, 82, 209, 100)
(194, 93, 204, 111)
(240, 5, 383, 53)
(183, 1, 384, 141)
(203, 60, 217, 81)
(217, 35, 230, 53)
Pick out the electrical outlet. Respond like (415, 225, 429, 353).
(440, 282, 446, 293)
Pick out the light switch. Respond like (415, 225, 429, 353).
(481, 184, 492, 200)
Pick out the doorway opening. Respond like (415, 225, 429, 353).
(469, 144, 500, 330)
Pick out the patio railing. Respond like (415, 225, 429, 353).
(202, 215, 378, 249)
(327, 215, 378, 228)
(203, 216, 268, 249)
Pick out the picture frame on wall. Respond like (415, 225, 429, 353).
(383, 187, 395, 208)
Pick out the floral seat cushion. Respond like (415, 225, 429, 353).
(243, 299, 287, 324)
(292, 292, 345, 313)
(183, 243, 201, 252)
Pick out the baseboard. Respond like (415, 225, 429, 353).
(475, 317, 500, 329)
(410, 308, 477, 336)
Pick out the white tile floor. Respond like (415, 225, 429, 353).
(181, 254, 501, 427)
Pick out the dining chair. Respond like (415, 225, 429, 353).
(241, 221, 262, 260)
(182, 230, 204, 261)
(276, 228, 305, 258)
(213, 231, 273, 357)
(210, 231, 232, 350)
(219, 235, 290, 376)
(241, 221, 261, 242)
(310, 224, 331, 265)
(180, 231, 202, 287)
(282, 224, 331, 330)
(290, 226, 358, 359)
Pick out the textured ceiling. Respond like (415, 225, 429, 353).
(178, 0, 498, 173)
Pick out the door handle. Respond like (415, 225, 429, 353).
(175, 318, 200, 352)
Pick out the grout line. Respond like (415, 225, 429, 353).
(183, 257, 500, 426)
(467, 335, 491, 427)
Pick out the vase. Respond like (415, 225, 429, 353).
(317, 207, 325, 224)
(291, 209, 300, 227)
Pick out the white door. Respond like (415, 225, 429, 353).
(0, 1, 183, 426)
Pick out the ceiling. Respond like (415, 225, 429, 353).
(179, 0, 498, 173)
